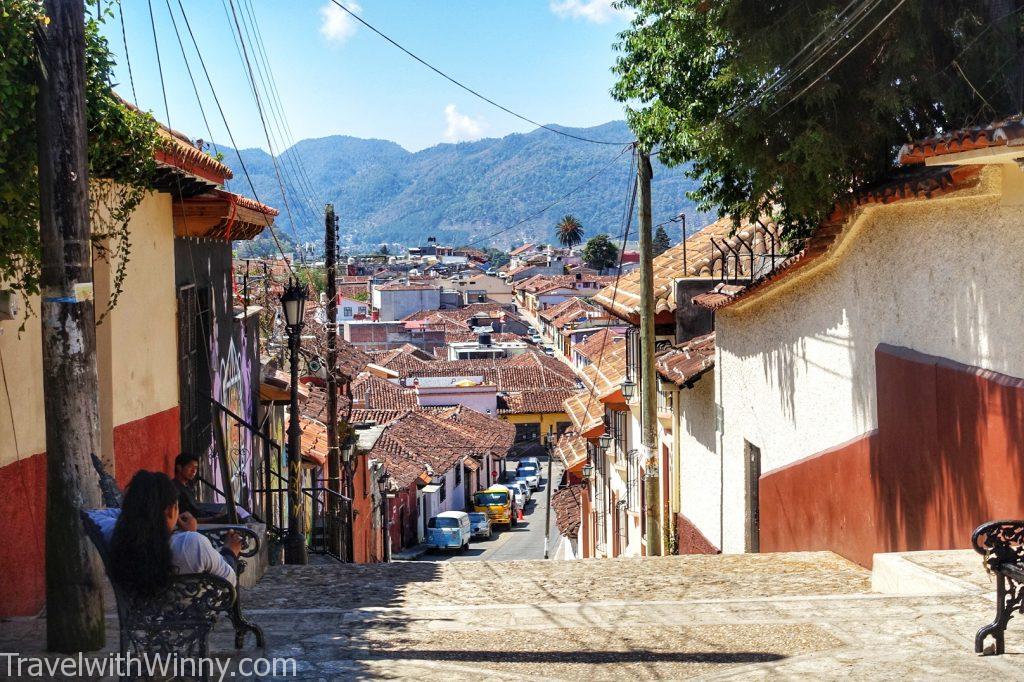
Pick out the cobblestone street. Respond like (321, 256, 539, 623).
(3, 550, 1023, 679)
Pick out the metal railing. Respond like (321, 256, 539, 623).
(304, 484, 352, 561)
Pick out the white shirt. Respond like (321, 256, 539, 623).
(169, 531, 237, 586)
(90, 510, 236, 587)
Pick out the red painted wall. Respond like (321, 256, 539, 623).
(0, 451, 47, 616)
(676, 513, 720, 555)
(0, 406, 180, 617)
(112, 406, 181, 488)
(760, 344, 1024, 567)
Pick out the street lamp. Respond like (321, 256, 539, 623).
(281, 278, 309, 565)
(621, 379, 636, 401)
(581, 460, 594, 480)
(377, 468, 392, 563)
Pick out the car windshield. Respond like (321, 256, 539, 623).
(469, 513, 486, 523)
(474, 491, 508, 506)
(517, 466, 538, 476)
(428, 517, 460, 529)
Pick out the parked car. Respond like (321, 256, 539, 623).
(516, 462, 541, 490)
(511, 479, 532, 504)
(468, 512, 493, 539)
(426, 511, 472, 551)
(521, 456, 541, 469)
(508, 484, 526, 510)
(472, 485, 516, 529)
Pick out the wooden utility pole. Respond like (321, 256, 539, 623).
(637, 151, 661, 556)
(324, 204, 342, 557)
(36, 0, 105, 652)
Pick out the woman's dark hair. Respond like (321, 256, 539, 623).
(174, 452, 200, 470)
(109, 471, 179, 597)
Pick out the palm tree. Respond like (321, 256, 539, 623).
(555, 214, 584, 249)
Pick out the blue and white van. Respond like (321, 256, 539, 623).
(426, 511, 472, 551)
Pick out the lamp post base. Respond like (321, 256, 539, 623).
(284, 531, 308, 565)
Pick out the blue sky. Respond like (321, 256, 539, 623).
(104, 0, 633, 152)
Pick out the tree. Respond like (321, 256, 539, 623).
(653, 225, 671, 256)
(582, 234, 620, 272)
(613, 1, 1022, 240)
(555, 214, 584, 249)
(379, 244, 389, 255)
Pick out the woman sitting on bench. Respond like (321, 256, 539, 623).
(109, 471, 242, 595)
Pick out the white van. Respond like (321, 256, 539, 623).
(426, 511, 472, 551)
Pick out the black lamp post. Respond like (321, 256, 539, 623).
(378, 468, 392, 563)
(543, 426, 556, 559)
(621, 379, 637, 401)
(281, 277, 308, 565)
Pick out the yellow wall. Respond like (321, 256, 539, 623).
(103, 191, 179, 427)
(0, 189, 179, 469)
(502, 411, 572, 438)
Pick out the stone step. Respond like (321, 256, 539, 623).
(870, 549, 986, 595)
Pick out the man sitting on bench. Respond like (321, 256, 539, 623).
(173, 452, 248, 524)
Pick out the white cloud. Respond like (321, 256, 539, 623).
(443, 104, 485, 143)
(319, 1, 361, 45)
(549, 0, 630, 24)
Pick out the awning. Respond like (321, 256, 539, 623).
(462, 456, 480, 472)
(420, 483, 441, 494)
(173, 189, 278, 241)
(260, 369, 310, 403)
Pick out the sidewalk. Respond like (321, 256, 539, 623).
(392, 543, 431, 561)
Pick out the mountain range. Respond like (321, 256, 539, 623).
(220, 121, 709, 251)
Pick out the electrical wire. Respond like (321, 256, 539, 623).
(325, 0, 632, 147)
(118, 0, 138, 105)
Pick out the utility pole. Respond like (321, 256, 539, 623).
(36, 0, 105, 652)
(324, 204, 342, 558)
(543, 429, 555, 559)
(638, 150, 661, 556)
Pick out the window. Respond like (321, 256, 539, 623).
(626, 450, 641, 512)
(439, 477, 447, 503)
(556, 421, 571, 435)
(455, 463, 462, 486)
(343, 306, 353, 317)
(612, 410, 627, 455)
(625, 327, 640, 383)
(358, 306, 367, 315)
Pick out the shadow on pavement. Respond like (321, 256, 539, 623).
(367, 649, 787, 665)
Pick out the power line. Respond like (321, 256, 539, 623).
(771, 0, 908, 116)
(118, 0, 138, 104)
(325, 0, 632, 147)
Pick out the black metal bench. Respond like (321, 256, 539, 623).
(82, 455, 264, 665)
(972, 520, 1024, 654)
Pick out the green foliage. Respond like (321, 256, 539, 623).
(555, 214, 584, 248)
(582, 234, 620, 271)
(0, 1, 161, 322)
(613, 0, 1021, 239)
(481, 247, 510, 268)
(296, 267, 326, 295)
(652, 225, 671, 256)
(379, 244, 389, 255)
(352, 290, 369, 302)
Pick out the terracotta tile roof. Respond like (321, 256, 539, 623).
(517, 274, 613, 296)
(336, 340, 374, 380)
(551, 484, 584, 537)
(578, 335, 628, 402)
(445, 331, 525, 344)
(655, 333, 716, 386)
(592, 216, 747, 322)
(553, 431, 587, 469)
(898, 117, 1024, 165)
(367, 345, 433, 372)
(563, 390, 605, 437)
(403, 351, 578, 392)
(337, 283, 370, 301)
(368, 407, 512, 486)
(302, 384, 328, 422)
(573, 328, 624, 363)
(155, 126, 233, 184)
(299, 416, 328, 467)
(350, 373, 418, 410)
(509, 243, 536, 256)
(692, 164, 983, 312)
(401, 302, 512, 324)
(497, 388, 575, 415)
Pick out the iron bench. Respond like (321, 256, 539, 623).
(972, 520, 1024, 654)
(84, 455, 264, 661)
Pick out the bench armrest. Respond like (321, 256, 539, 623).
(972, 520, 1024, 572)
(197, 525, 261, 558)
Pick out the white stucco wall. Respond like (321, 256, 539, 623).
(677, 373, 721, 549)
(713, 164, 1024, 553)
(375, 288, 442, 321)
